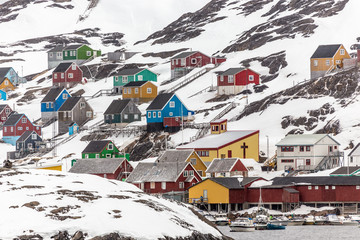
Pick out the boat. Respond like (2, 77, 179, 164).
(326, 214, 342, 225)
(338, 216, 358, 226)
(254, 188, 270, 230)
(314, 216, 327, 225)
(267, 222, 286, 230)
(203, 213, 216, 224)
(270, 216, 289, 226)
(349, 215, 360, 223)
(229, 218, 255, 232)
(288, 217, 305, 226)
(304, 215, 315, 225)
(214, 213, 229, 226)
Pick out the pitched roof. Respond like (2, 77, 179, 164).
(311, 44, 342, 58)
(157, 150, 194, 163)
(58, 97, 81, 111)
(171, 51, 197, 59)
(48, 45, 66, 53)
(0, 104, 9, 113)
(330, 167, 360, 176)
(116, 68, 143, 76)
(275, 134, 340, 146)
(348, 143, 360, 156)
(177, 130, 258, 149)
(284, 188, 299, 193)
(218, 68, 245, 76)
(41, 87, 66, 103)
(126, 162, 188, 183)
(53, 62, 73, 73)
(272, 176, 360, 186)
(3, 113, 24, 126)
(146, 93, 174, 110)
(123, 81, 149, 87)
(0, 67, 11, 79)
(82, 140, 111, 154)
(206, 158, 239, 173)
(69, 158, 125, 174)
(64, 44, 83, 50)
(204, 177, 261, 189)
(17, 131, 40, 142)
(104, 99, 131, 115)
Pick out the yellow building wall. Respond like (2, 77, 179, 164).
(333, 45, 350, 68)
(311, 45, 350, 72)
(186, 152, 207, 177)
(123, 87, 139, 99)
(0, 78, 15, 91)
(38, 165, 62, 171)
(197, 149, 218, 163)
(189, 179, 229, 204)
(140, 82, 157, 100)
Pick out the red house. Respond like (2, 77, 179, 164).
(170, 51, 226, 78)
(69, 158, 133, 181)
(3, 113, 41, 145)
(0, 104, 12, 124)
(206, 158, 258, 177)
(52, 62, 83, 88)
(217, 68, 260, 95)
(126, 161, 202, 200)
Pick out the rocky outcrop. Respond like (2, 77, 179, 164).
(142, 48, 189, 59)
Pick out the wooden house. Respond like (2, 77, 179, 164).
(81, 140, 129, 160)
(122, 81, 157, 103)
(126, 161, 202, 200)
(16, 131, 43, 153)
(0, 77, 15, 91)
(3, 113, 41, 145)
(0, 67, 24, 86)
(276, 134, 342, 171)
(146, 93, 194, 133)
(310, 44, 350, 79)
(103, 99, 141, 125)
(177, 119, 259, 162)
(69, 158, 133, 181)
(41, 87, 71, 122)
(170, 51, 226, 78)
(157, 149, 207, 177)
(0, 104, 12, 124)
(113, 68, 157, 94)
(347, 143, 360, 166)
(205, 158, 258, 177)
(69, 122, 79, 136)
(0, 89, 6, 100)
(57, 96, 93, 134)
(330, 167, 360, 176)
(217, 68, 260, 95)
(47, 44, 101, 69)
(52, 62, 83, 88)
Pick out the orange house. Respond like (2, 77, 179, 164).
(310, 44, 350, 79)
(122, 81, 157, 103)
(0, 78, 15, 91)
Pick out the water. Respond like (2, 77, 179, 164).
(219, 225, 360, 240)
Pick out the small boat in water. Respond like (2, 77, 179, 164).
(214, 213, 229, 226)
(339, 216, 359, 226)
(229, 218, 255, 232)
(203, 213, 216, 224)
(267, 222, 286, 230)
(270, 216, 289, 226)
(255, 214, 269, 230)
(315, 216, 327, 225)
(304, 215, 315, 225)
(326, 214, 343, 225)
(288, 217, 305, 226)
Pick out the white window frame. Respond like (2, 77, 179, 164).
(71, 63, 76, 70)
(169, 112, 173, 116)
(220, 76, 224, 82)
(161, 182, 166, 190)
(150, 182, 155, 189)
(315, 186, 319, 190)
(189, 170, 194, 176)
(61, 73, 64, 78)
(153, 112, 156, 118)
(1, 117, 6, 121)
(191, 58, 197, 64)
(356, 186, 360, 190)
(123, 88, 127, 94)
(27, 143, 33, 149)
(86, 111, 92, 118)
(326, 60, 330, 66)
(313, 60, 318, 67)
(54, 73, 57, 79)
(228, 75, 234, 83)
(86, 51, 91, 56)
(49, 52, 53, 57)
(158, 112, 161, 118)
(336, 60, 341, 64)
(128, 88, 131, 94)
(169, 101, 175, 108)
(147, 88, 152, 94)
(63, 93, 68, 99)
(190, 158, 196, 165)
(80, 102, 85, 109)
(85, 154, 89, 159)
(122, 76, 128, 83)
(68, 73, 73, 79)
(22, 118, 27, 123)
(18, 127, 22, 131)
(135, 88, 139, 94)
(332, 186, 336, 190)
(308, 186, 312, 190)
(179, 182, 184, 189)
(138, 75, 143, 81)
(115, 76, 118, 82)
(124, 114, 128, 119)
(108, 143, 113, 150)
(96, 154, 100, 158)
(249, 75, 254, 81)
(148, 112, 151, 118)
(134, 114, 139, 120)
(183, 170, 188, 177)
(31, 134, 37, 140)
(46, 103, 49, 108)
(340, 49, 345, 55)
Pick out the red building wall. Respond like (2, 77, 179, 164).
(231, 160, 248, 172)
(229, 189, 246, 203)
(296, 185, 360, 202)
(3, 115, 41, 137)
(0, 105, 12, 123)
(163, 117, 181, 127)
(212, 57, 226, 65)
(246, 188, 283, 203)
(235, 69, 260, 86)
(53, 65, 83, 84)
(171, 52, 211, 70)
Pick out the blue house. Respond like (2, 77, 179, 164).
(16, 131, 43, 153)
(69, 122, 79, 136)
(41, 87, 71, 122)
(0, 89, 6, 100)
(0, 67, 24, 86)
(146, 93, 194, 132)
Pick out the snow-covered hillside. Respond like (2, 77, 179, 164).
(1, 0, 360, 164)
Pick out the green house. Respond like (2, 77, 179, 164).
(63, 44, 101, 61)
(113, 68, 157, 94)
(81, 140, 130, 160)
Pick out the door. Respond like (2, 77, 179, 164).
(296, 159, 304, 169)
(228, 150, 232, 158)
(203, 190, 208, 200)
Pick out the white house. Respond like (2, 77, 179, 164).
(276, 134, 342, 171)
(348, 143, 360, 166)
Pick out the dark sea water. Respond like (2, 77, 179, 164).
(219, 225, 360, 240)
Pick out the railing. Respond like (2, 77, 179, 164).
(164, 67, 209, 93)
(212, 102, 237, 121)
(188, 85, 217, 98)
(83, 88, 114, 99)
(188, 198, 208, 204)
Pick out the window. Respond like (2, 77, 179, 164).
(28, 143, 33, 149)
(326, 60, 330, 66)
(332, 186, 336, 190)
(140, 183, 144, 190)
(86, 111, 92, 118)
(325, 186, 329, 190)
(183, 171, 188, 177)
(80, 102, 85, 109)
(340, 49, 345, 55)
(108, 143, 113, 150)
(179, 182, 184, 189)
(189, 170, 194, 176)
(300, 146, 304, 152)
(64, 52, 68, 57)
(50, 102, 53, 108)
(147, 88, 152, 94)
(4, 80, 8, 86)
(228, 75, 234, 83)
(135, 88, 138, 94)
(46, 103, 49, 109)
(106, 154, 111, 158)
(313, 60, 318, 66)
(249, 75, 254, 81)
(161, 182, 166, 190)
(306, 146, 311, 151)
(191, 58, 197, 64)
(134, 114, 139, 120)
(72, 63, 76, 70)
(281, 146, 294, 152)
(69, 51, 73, 57)
(315, 186, 319, 190)
(86, 51, 91, 56)
(153, 112, 156, 118)
(49, 53, 53, 57)
(308, 186, 312, 190)
(68, 73, 73, 78)
(357, 186, 360, 190)
(122, 76, 128, 83)
(96, 154, 99, 158)
(190, 158, 196, 165)
(181, 59, 185, 66)
(150, 182, 155, 189)
(158, 112, 161, 118)
(61, 73, 64, 78)
(281, 159, 294, 163)
(31, 134, 36, 140)
(54, 73, 57, 79)
(63, 93, 68, 99)
(85, 154, 89, 159)
(18, 127, 22, 131)
(5, 108, 10, 114)
(22, 118, 27, 123)
(123, 88, 127, 94)
(73, 51, 76, 56)
(220, 76, 224, 82)
(26, 127, 29, 130)
(351, 157, 354, 163)
(329, 146, 333, 152)
(124, 114, 128, 119)
(115, 76, 118, 82)
(306, 159, 311, 165)
(138, 75, 143, 81)
(128, 88, 131, 94)
(148, 112, 151, 118)
(198, 170, 203, 176)
(169, 101, 175, 108)
(1, 117, 5, 120)
(336, 60, 341, 64)
(169, 112, 173, 116)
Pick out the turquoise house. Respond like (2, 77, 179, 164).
(69, 122, 79, 136)
(0, 89, 6, 100)
(113, 68, 157, 94)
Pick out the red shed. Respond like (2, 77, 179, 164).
(217, 68, 260, 95)
(52, 62, 83, 88)
(163, 116, 182, 128)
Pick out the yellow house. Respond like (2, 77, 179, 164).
(123, 81, 157, 103)
(0, 77, 15, 91)
(177, 119, 259, 162)
(310, 44, 350, 79)
(157, 149, 207, 177)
